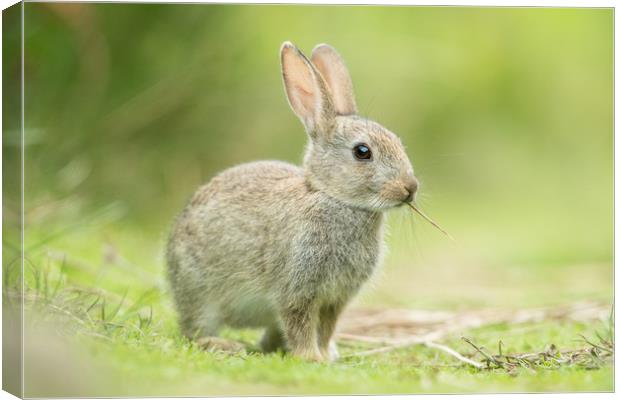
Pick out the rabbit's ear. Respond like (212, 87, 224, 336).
(281, 41, 336, 136)
(311, 44, 358, 115)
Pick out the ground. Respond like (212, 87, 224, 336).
(5, 211, 614, 397)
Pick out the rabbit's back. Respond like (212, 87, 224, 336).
(187, 160, 304, 208)
(167, 161, 309, 332)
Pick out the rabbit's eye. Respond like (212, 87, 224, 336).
(353, 144, 372, 161)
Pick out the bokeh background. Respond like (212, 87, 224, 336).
(2, 4, 613, 396)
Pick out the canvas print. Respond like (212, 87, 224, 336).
(2, 3, 613, 397)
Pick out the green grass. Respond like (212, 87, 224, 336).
(4, 5, 613, 397)
(21, 304, 614, 397)
(4, 215, 613, 397)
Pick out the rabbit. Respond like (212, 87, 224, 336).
(167, 41, 419, 362)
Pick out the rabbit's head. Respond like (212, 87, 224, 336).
(281, 42, 418, 211)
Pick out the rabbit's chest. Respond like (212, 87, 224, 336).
(325, 236, 381, 291)
(288, 208, 385, 301)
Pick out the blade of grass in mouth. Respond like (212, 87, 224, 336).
(406, 202, 455, 242)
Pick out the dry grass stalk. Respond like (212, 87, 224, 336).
(406, 203, 454, 241)
(338, 302, 612, 370)
(338, 302, 610, 343)
(424, 341, 484, 369)
(461, 336, 614, 371)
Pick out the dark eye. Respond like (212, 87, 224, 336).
(353, 143, 372, 161)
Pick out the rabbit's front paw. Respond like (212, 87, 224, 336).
(291, 347, 325, 362)
(328, 340, 340, 361)
(319, 340, 340, 362)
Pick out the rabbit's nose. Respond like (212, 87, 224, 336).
(403, 176, 419, 203)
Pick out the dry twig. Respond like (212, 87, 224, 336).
(339, 302, 612, 371)
(425, 341, 483, 369)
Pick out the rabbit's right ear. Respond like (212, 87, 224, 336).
(281, 41, 336, 137)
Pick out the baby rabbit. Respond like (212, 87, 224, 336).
(167, 42, 419, 362)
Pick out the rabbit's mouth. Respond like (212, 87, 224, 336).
(379, 178, 419, 208)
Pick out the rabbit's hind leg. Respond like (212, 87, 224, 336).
(196, 336, 246, 353)
(260, 325, 286, 353)
(177, 302, 218, 338)
(190, 304, 248, 354)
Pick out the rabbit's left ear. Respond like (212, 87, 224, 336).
(311, 44, 358, 115)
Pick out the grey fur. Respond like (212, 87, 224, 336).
(167, 42, 418, 362)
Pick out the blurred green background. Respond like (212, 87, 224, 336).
(4, 3, 612, 305)
(2, 4, 613, 396)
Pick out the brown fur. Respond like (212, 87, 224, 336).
(167, 42, 418, 362)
